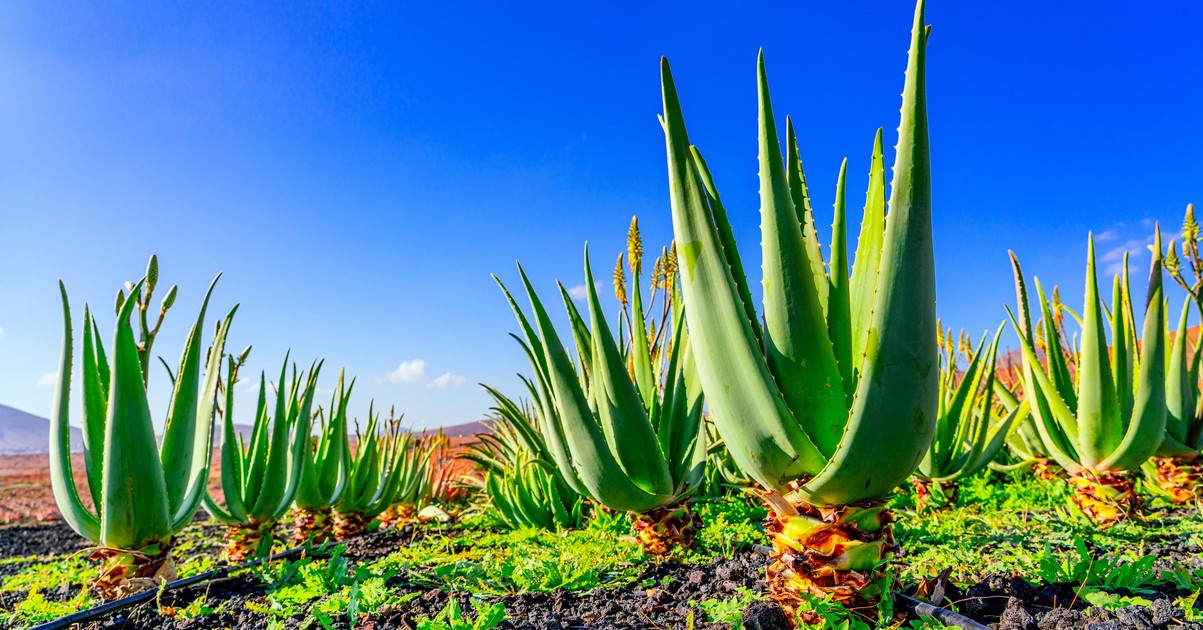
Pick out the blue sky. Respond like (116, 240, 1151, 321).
(1, 1, 1200, 429)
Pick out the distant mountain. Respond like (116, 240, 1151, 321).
(0, 404, 82, 455)
(415, 420, 490, 439)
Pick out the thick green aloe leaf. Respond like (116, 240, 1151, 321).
(1111, 275, 1134, 422)
(786, 117, 830, 317)
(1075, 236, 1122, 467)
(1098, 244, 1167, 471)
(691, 147, 763, 349)
(80, 306, 107, 511)
(797, 0, 938, 506)
(101, 280, 172, 550)
(159, 277, 219, 520)
(848, 129, 886, 374)
(216, 359, 248, 522)
(661, 56, 824, 491)
(50, 284, 101, 542)
(756, 52, 848, 460)
(1165, 298, 1194, 445)
(828, 159, 854, 402)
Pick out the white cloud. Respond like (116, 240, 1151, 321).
(1094, 228, 1119, 243)
(384, 359, 429, 384)
(566, 281, 603, 301)
(380, 358, 466, 389)
(1099, 237, 1152, 277)
(0, 326, 6, 337)
(428, 372, 467, 389)
(37, 372, 57, 387)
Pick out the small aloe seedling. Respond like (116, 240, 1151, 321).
(202, 353, 321, 562)
(50, 256, 235, 598)
(332, 409, 421, 539)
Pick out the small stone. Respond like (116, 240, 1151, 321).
(1115, 606, 1155, 630)
(1151, 599, 1175, 627)
(1083, 622, 1125, 630)
(687, 570, 707, 585)
(999, 597, 1037, 630)
(742, 600, 791, 630)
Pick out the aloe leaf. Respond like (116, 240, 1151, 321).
(216, 358, 248, 523)
(102, 279, 172, 550)
(849, 129, 887, 373)
(756, 52, 848, 459)
(798, 0, 938, 506)
(828, 159, 854, 402)
(1098, 248, 1167, 471)
(1075, 236, 1122, 467)
(80, 306, 107, 511)
(1111, 275, 1134, 422)
(661, 56, 824, 490)
(786, 117, 830, 317)
(691, 147, 763, 349)
(1165, 298, 1194, 445)
(172, 304, 235, 529)
(159, 277, 218, 520)
(50, 284, 102, 542)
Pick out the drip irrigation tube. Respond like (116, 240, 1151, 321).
(30, 545, 311, 630)
(741, 540, 991, 630)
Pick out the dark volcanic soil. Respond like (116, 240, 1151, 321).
(4, 518, 1202, 630)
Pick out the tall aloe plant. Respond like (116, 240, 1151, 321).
(1007, 233, 1167, 526)
(202, 354, 321, 561)
(50, 257, 235, 598)
(912, 326, 1026, 510)
(495, 227, 707, 555)
(660, 0, 934, 612)
(291, 370, 353, 544)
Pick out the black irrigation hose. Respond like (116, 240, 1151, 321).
(30, 545, 311, 630)
(741, 540, 991, 630)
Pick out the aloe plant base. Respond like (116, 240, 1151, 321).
(291, 507, 334, 546)
(89, 544, 177, 600)
(376, 505, 418, 530)
(222, 521, 273, 563)
(1144, 458, 1203, 504)
(764, 492, 895, 624)
(631, 503, 701, 556)
(333, 510, 372, 541)
(1068, 471, 1142, 527)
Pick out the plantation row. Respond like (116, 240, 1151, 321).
(39, 0, 1201, 626)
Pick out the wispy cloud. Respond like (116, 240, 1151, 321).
(1099, 237, 1153, 277)
(379, 358, 466, 389)
(36, 372, 56, 387)
(566, 281, 603, 301)
(0, 326, 5, 337)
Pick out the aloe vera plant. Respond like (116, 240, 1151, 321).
(50, 257, 235, 598)
(1007, 232, 1167, 526)
(912, 326, 1026, 510)
(660, 0, 934, 612)
(495, 221, 707, 555)
(291, 370, 353, 544)
(202, 354, 321, 561)
(463, 387, 584, 530)
(1151, 205, 1203, 501)
(332, 409, 420, 539)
